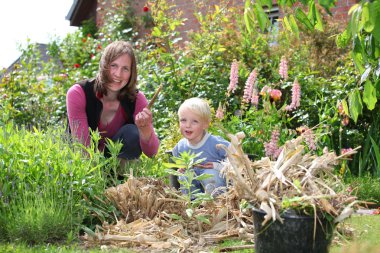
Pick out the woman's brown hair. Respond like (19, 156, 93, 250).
(94, 41, 137, 101)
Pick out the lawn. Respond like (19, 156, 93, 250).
(1, 213, 379, 253)
(330, 213, 380, 253)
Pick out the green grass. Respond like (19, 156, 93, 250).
(330, 214, 380, 253)
(0, 243, 136, 253)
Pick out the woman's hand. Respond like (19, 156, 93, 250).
(135, 108, 153, 141)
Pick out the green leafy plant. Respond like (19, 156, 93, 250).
(163, 151, 213, 223)
(0, 122, 112, 243)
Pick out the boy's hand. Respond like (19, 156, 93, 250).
(178, 168, 185, 173)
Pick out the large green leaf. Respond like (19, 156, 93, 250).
(363, 80, 377, 110)
(349, 89, 363, 123)
(244, 4, 256, 34)
(361, 3, 371, 32)
(371, 0, 380, 43)
(289, 14, 300, 37)
(308, 1, 317, 26)
(307, 1, 323, 31)
(349, 4, 362, 38)
(253, 3, 269, 32)
(314, 4, 324, 31)
(318, 0, 336, 15)
(282, 16, 292, 32)
(364, 2, 376, 32)
(295, 7, 314, 31)
(351, 37, 365, 74)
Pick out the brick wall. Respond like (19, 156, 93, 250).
(97, 0, 357, 40)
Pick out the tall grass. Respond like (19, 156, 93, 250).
(0, 122, 109, 244)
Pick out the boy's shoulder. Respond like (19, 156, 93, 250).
(207, 134, 230, 145)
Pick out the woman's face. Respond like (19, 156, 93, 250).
(108, 53, 132, 92)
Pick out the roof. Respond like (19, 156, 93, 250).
(66, 0, 97, 27)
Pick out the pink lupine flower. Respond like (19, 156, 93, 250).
(341, 148, 354, 158)
(285, 79, 301, 111)
(264, 129, 282, 160)
(270, 89, 282, 102)
(227, 59, 239, 95)
(302, 128, 316, 151)
(243, 69, 257, 103)
(251, 86, 259, 107)
(279, 56, 288, 79)
(341, 148, 353, 154)
(274, 147, 283, 159)
(215, 103, 224, 120)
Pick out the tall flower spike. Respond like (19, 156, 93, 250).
(302, 128, 316, 151)
(243, 69, 257, 103)
(227, 59, 239, 95)
(264, 129, 282, 160)
(279, 56, 288, 80)
(285, 79, 301, 111)
(216, 103, 224, 120)
(251, 86, 259, 107)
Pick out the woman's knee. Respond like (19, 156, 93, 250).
(112, 124, 142, 160)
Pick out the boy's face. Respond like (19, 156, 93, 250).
(179, 108, 209, 145)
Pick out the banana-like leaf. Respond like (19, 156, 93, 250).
(363, 80, 377, 110)
(349, 89, 363, 123)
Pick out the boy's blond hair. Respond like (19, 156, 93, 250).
(178, 97, 211, 123)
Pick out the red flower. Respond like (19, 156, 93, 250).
(97, 44, 102, 50)
(74, 63, 80, 68)
(270, 89, 282, 102)
(82, 38, 87, 43)
(143, 6, 149, 12)
(87, 33, 91, 37)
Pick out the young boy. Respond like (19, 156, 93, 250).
(172, 97, 230, 197)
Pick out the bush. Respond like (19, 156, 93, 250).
(348, 176, 380, 205)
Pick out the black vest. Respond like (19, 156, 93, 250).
(78, 79, 136, 131)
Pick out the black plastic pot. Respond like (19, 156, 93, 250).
(252, 208, 335, 253)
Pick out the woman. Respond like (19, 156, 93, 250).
(66, 41, 159, 163)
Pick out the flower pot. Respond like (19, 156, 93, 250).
(252, 208, 335, 253)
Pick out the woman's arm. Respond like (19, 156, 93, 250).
(66, 84, 91, 147)
(134, 91, 160, 157)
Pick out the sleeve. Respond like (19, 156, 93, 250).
(66, 84, 90, 147)
(134, 91, 160, 157)
(216, 136, 230, 159)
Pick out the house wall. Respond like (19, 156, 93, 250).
(96, 0, 357, 40)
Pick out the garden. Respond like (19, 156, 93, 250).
(1, 0, 380, 252)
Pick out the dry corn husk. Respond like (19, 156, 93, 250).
(81, 177, 254, 251)
(219, 132, 361, 226)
